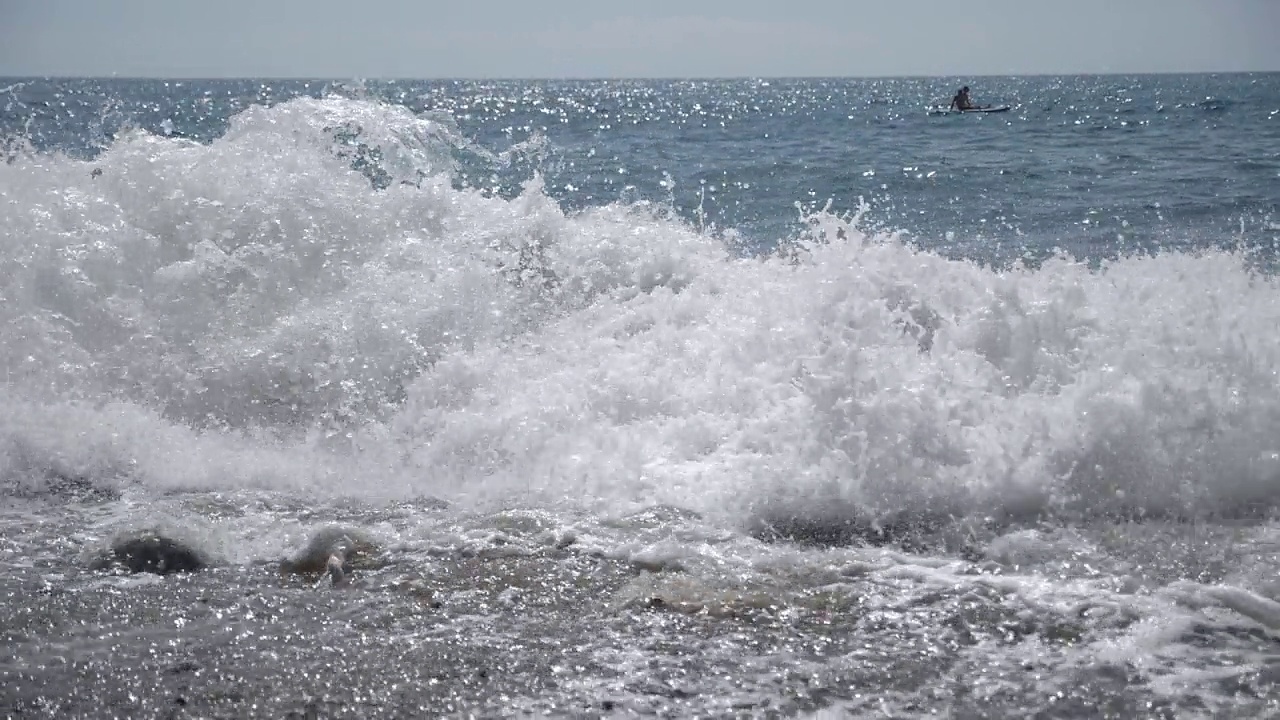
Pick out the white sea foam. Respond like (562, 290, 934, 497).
(2, 95, 1278, 531)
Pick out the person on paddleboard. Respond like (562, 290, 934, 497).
(950, 86, 975, 111)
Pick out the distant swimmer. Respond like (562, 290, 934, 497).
(950, 86, 975, 111)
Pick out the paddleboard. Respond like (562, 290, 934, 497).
(929, 105, 1011, 116)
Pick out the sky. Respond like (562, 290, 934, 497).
(2, 0, 1278, 79)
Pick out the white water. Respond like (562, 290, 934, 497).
(4, 96, 1280, 717)
(2, 95, 1279, 527)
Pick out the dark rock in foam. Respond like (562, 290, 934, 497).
(279, 525, 384, 587)
(747, 496, 984, 555)
(90, 530, 209, 575)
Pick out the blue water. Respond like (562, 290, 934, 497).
(5, 75, 1278, 262)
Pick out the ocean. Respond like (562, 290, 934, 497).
(1, 74, 1278, 718)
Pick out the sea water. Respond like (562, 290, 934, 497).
(1, 75, 1279, 718)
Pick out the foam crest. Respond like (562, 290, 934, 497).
(2, 96, 1279, 524)
(2, 97, 560, 427)
(394, 214, 1280, 522)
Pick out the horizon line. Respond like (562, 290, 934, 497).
(1, 69, 1277, 83)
